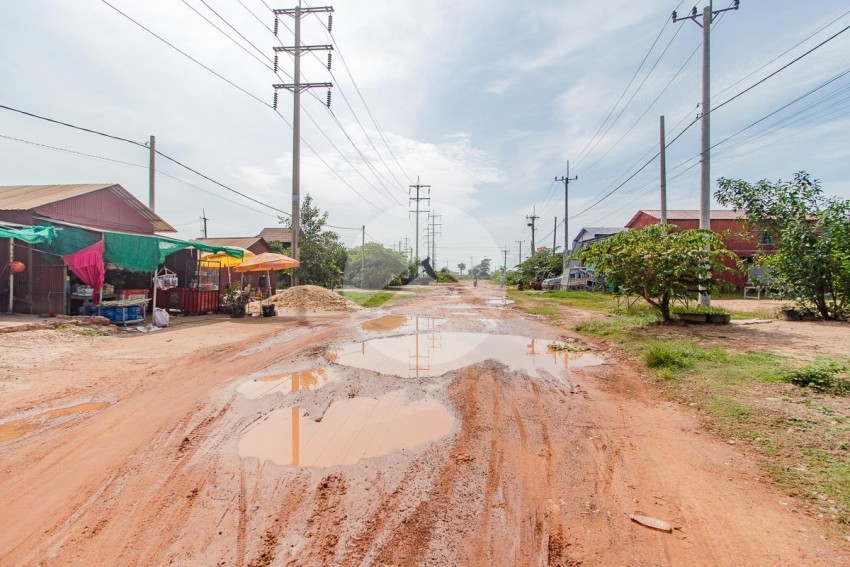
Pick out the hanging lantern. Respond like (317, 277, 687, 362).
(9, 261, 25, 273)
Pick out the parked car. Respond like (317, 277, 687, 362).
(542, 276, 562, 290)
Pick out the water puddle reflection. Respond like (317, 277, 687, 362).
(334, 333, 603, 379)
(237, 369, 337, 400)
(0, 401, 111, 443)
(361, 315, 446, 333)
(237, 390, 454, 467)
(485, 298, 515, 306)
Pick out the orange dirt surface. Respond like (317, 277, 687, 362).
(0, 283, 847, 566)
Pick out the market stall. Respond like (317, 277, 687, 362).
(234, 252, 300, 317)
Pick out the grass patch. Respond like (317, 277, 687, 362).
(75, 327, 111, 337)
(337, 290, 395, 308)
(527, 305, 558, 317)
(573, 313, 661, 338)
(508, 290, 618, 313)
(783, 359, 850, 396)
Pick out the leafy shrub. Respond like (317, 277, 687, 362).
(670, 305, 729, 315)
(784, 360, 850, 395)
(641, 340, 701, 371)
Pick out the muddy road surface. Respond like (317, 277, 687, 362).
(0, 284, 847, 566)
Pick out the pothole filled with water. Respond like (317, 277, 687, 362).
(237, 389, 455, 467)
(0, 401, 111, 443)
(361, 315, 447, 333)
(485, 298, 515, 306)
(237, 368, 337, 400)
(333, 332, 604, 378)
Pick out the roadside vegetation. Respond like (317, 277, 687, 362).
(337, 290, 396, 308)
(512, 291, 850, 530)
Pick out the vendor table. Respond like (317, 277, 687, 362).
(155, 288, 219, 314)
(99, 298, 150, 325)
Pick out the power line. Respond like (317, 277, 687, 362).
(572, 0, 685, 167)
(712, 22, 850, 114)
(0, 103, 292, 216)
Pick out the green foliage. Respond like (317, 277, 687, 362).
(576, 224, 739, 322)
(670, 305, 729, 315)
(469, 258, 491, 279)
(641, 340, 702, 374)
(436, 268, 458, 283)
(573, 313, 661, 337)
(716, 171, 850, 320)
(275, 195, 347, 289)
(337, 290, 395, 308)
(344, 242, 409, 289)
(784, 360, 850, 395)
(457, 262, 466, 276)
(515, 250, 563, 283)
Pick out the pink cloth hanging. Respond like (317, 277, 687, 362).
(64, 239, 106, 302)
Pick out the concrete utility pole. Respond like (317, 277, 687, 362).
(361, 225, 365, 276)
(659, 115, 667, 225)
(409, 178, 430, 268)
(429, 213, 442, 268)
(673, 0, 740, 305)
(553, 217, 558, 252)
(201, 208, 209, 238)
(501, 247, 508, 288)
(516, 240, 524, 266)
(273, 1, 334, 286)
(555, 161, 577, 270)
(148, 135, 155, 211)
(402, 236, 410, 261)
(526, 207, 539, 256)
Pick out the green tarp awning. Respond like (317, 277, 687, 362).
(0, 224, 56, 244)
(34, 222, 244, 272)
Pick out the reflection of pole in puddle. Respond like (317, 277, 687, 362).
(291, 372, 300, 466)
(408, 316, 430, 378)
(526, 338, 539, 369)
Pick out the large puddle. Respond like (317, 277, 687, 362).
(237, 369, 337, 400)
(0, 401, 110, 443)
(361, 315, 446, 333)
(333, 332, 603, 378)
(237, 390, 455, 467)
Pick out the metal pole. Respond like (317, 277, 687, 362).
(700, 5, 711, 306)
(148, 135, 155, 211)
(291, 0, 302, 286)
(553, 217, 557, 252)
(361, 225, 365, 279)
(7, 238, 14, 313)
(660, 115, 667, 225)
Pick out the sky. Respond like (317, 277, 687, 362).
(1, 0, 849, 273)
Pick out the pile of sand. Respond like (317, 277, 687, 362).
(246, 285, 361, 315)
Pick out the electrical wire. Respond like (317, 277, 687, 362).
(571, 0, 685, 167)
(0, 103, 292, 216)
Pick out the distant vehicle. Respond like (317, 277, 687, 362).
(561, 267, 598, 290)
(542, 276, 562, 290)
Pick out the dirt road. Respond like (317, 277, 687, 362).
(0, 284, 847, 566)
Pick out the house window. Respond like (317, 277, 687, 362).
(759, 231, 773, 245)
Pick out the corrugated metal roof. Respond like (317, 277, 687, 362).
(0, 184, 114, 209)
(257, 227, 292, 242)
(196, 237, 263, 248)
(0, 184, 175, 232)
(639, 209, 745, 220)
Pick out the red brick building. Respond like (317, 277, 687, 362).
(625, 209, 774, 288)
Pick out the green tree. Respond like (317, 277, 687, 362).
(345, 242, 409, 289)
(516, 249, 563, 283)
(576, 224, 738, 322)
(457, 262, 466, 276)
(274, 194, 347, 289)
(716, 171, 850, 320)
(469, 258, 491, 279)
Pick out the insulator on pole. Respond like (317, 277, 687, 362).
(274, 18, 279, 36)
(274, 55, 279, 72)
(327, 52, 332, 70)
(273, 91, 279, 110)
(327, 14, 333, 32)
(326, 89, 331, 108)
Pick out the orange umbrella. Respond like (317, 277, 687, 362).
(234, 252, 300, 272)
